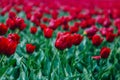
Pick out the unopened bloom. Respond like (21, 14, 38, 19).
(30, 27, 37, 34)
(106, 32, 116, 42)
(0, 23, 8, 35)
(0, 36, 9, 53)
(92, 34, 103, 46)
(85, 25, 98, 39)
(100, 47, 111, 58)
(70, 26, 79, 33)
(26, 44, 36, 53)
(8, 11, 16, 19)
(92, 47, 111, 60)
(43, 28, 53, 38)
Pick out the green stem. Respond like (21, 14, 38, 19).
(15, 29, 20, 34)
(0, 55, 5, 63)
(60, 50, 66, 77)
(48, 52, 57, 80)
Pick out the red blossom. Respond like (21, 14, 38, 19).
(43, 28, 53, 38)
(26, 44, 36, 53)
(0, 23, 8, 35)
(8, 33, 20, 44)
(30, 27, 37, 34)
(100, 47, 111, 58)
(72, 33, 83, 45)
(106, 32, 116, 42)
(92, 34, 103, 46)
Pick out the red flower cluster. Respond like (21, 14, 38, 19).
(30, 11, 43, 26)
(0, 0, 119, 60)
(55, 32, 83, 50)
(6, 11, 26, 31)
(100, 27, 114, 36)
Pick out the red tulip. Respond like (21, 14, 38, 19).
(70, 26, 79, 33)
(0, 36, 18, 55)
(77, 13, 86, 19)
(43, 28, 53, 38)
(42, 17, 50, 22)
(6, 16, 26, 31)
(14, 6, 21, 13)
(8, 33, 20, 44)
(114, 18, 120, 29)
(87, 18, 95, 26)
(72, 33, 83, 45)
(26, 13, 32, 20)
(100, 47, 111, 58)
(8, 11, 16, 19)
(19, 23, 26, 31)
(0, 23, 8, 35)
(80, 20, 88, 29)
(0, 36, 9, 53)
(55, 32, 72, 50)
(26, 44, 36, 53)
(49, 19, 60, 30)
(106, 32, 116, 42)
(30, 27, 37, 34)
(100, 27, 113, 36)
(85, 25, 98, 38)
(92, 47, 111, 60)
(92, 34, 103, 46)
(103, 18, 111, 27)
(15, 17, 27, 31)
(15, 17, 24, 26)
(5, 40, 17, 55)
(6, 18, 16, 30)
(96, 16, 104, 25)
(40, 24, 47, 31)
(51, 10, 58, 19)
(111, 9, 120, 19)
(74, 22, 80, 27)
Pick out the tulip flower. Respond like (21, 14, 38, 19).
(0, 23, 8, 35)
(30, 27, 37, 34)
(92, 34, 103, 46)
(92, 47, 111, 60)
(8, 33, 20, 44)
(72, 33, 83, 45)
(26, 44, 36, 54)
(106, 32, 116, 42)
(43, 27, 53, 38)
(55, 32, 72, 50)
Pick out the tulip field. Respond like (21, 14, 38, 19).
(0, 0, 120, 80)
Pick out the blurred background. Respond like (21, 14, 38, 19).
(38, 0, 120, 9)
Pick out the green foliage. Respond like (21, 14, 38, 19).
(0, 12, 120, 80)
